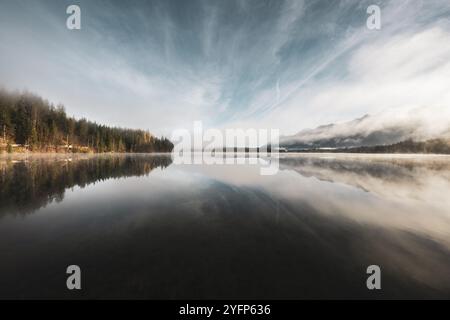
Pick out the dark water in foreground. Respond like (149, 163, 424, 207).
(0, 154, 449, 299)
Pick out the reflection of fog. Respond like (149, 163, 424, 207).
(168, 155, 450, 296)
(279, 154, 450, 197)
(0, 154, 172, 215)
(274, 155, 450, 243)
(161, 155, 450, 246)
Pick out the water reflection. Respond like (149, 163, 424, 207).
(280, 154, 450, 195)
(0, 154, 172, 215)
(0, 154, 449, 299)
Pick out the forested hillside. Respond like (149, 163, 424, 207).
(0, 89, 173, 153)
(340, 139, 450, 154)
(287, 139, 450, 154)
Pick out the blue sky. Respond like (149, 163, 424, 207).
(1, 0, 450, 136)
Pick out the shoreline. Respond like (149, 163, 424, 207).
(2, 151, 450, 160)
(281, 152, 450, 158)
(0, 152, 174, 159)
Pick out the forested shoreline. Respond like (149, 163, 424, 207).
(0, 89, 173, 153)
(285, 138, 450, 154)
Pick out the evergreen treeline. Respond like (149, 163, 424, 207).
(343, 139, 450, 154)
(0, 89, 173, 153)
(290, 139, 450, 154)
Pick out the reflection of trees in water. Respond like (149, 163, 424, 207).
(0, 155, 172, 215)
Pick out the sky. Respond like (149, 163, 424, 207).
(0, 0, 450, 137)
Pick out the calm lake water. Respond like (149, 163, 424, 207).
(0, 153, 449, 299)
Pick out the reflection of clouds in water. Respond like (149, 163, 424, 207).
(277, 155, 450, 242)
(182, 155, 450, 247)
(280, 154, 450, 201)
(177, 156, 450, 294)
(0, 154, 449, 298)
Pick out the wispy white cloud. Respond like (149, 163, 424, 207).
(0, 0, 449, 136)
(242, 1, 450, 135)
(262, 25, 450, 136)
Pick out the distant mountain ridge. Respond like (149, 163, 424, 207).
(280, 107, 450, 150)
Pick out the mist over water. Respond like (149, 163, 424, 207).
(0, 154, 449, 299)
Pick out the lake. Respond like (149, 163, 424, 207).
(0, 153, 449, 299)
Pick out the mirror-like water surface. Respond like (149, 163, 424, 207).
(0, 154, 449, 299)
